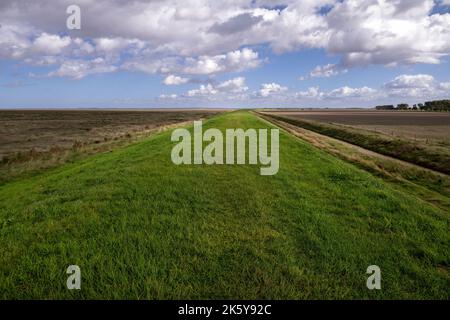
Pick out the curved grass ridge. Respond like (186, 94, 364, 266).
(0, 111, 448, 299)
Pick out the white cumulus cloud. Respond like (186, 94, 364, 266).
(258, 83, 288, 97)
(184, 77, 249, 98)
(309, 64, 347, 78)
(384, 74, 450, 98)
(163, 75, 189, 85)
(0, 0, 448, 80)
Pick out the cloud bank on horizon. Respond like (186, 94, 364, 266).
(0, 0, 449, 108)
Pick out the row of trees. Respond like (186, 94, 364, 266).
(375, 100, 450, 111)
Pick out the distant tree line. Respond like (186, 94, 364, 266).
(375, 99, 450, 111)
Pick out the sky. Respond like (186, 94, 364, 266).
(0, 0, 449, 109)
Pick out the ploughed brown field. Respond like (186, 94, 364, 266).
(260, 109, 450, 177)
(264, 110, 450, 147)
(0, 109, 223, 160)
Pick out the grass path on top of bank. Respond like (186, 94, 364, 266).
(0, 111, 448, 299)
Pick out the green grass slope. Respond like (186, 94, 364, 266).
(0, 111, 448, 299)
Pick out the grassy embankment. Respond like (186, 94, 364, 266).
(258, 113, 450, 212)
(0, 111, 448, 299)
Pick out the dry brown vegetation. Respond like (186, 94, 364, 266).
(0, 109, 223, 160)
(0, 109, 223, 184)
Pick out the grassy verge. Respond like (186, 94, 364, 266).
(0, 111, 449, 299)
(258, 113, 450, 211)
(262, 113, 450, 175)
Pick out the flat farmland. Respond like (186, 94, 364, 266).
(266, 110, 450, 126)
(0, 109, 223, 160)
(261, 110, 450, 175)
(264, 110, 450, 146)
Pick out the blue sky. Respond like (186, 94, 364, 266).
(0, 0, 449, 108)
